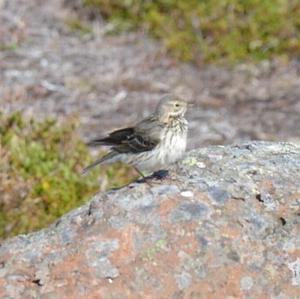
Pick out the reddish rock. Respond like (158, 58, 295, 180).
(0, 142, 300, 298)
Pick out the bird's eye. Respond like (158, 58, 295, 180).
(175, 103, 180, 107)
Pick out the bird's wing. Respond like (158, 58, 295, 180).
(115, 116, 162, 153)
(114, 133, 158, 153)
(87, 118, 162, 154)
(87, 127, 135, 146)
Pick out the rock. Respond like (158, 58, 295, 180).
(0, 141, 300, 298)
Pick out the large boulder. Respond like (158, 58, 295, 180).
(0, 141, 300, 298)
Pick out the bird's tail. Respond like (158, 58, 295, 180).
(87, 139, 106, 146)
(82, 152, 117, 175)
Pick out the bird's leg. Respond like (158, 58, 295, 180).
(134, 167, 146, 179)
(134, 167, 152, 185)
(134, 167, 160, 188)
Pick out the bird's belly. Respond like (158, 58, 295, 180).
(161, 132, 187, 165)
(127, 130, 187, 173)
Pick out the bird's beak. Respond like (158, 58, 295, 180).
(187, 103, 194, 108)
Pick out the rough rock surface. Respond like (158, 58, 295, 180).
(0, 141, 300, 298)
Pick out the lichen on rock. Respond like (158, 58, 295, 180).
(0, 141, 299, 298)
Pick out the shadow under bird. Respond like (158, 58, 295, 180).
(83, 94, 188, 177)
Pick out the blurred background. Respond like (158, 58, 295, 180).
(0, 0, 299, 239)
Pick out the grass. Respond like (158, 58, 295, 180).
(83, 0, 300, 64)
(0, 112, 136, 239)
(65, 17, 93, 36)
(0, 42, 19, 52)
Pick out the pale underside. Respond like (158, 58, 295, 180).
(102, 125, 188, 173)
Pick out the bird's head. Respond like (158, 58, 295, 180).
(156, 95, 187, 122)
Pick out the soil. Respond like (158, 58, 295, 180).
(1, 0, 299, 150)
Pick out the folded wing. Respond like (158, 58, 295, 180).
(88, 126, 159, 154)
(83, 117, 163, 174)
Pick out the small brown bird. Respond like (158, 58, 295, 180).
(83, 94, 188, 176)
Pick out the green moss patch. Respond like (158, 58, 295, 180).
(0, 112, 135, 239)
(83, 0, 300, 64)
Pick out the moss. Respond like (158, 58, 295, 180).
(65, 17, 93, 36)
(0, 112, 135, 239)
(142, 239, 168, 262)
(182, 157, 198, 167)
(83, 0, 300, 64)
(0, 42, 19, 52)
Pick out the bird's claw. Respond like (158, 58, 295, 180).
(136, 169, 169, 184)
(151, 170, 169, 180)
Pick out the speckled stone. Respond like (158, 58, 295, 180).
(175, 271, 192, 290)
(208, 186, 230, 204)
(170, 202, 210, 222)
(240, 276, 254, 290)
(0, 142, 299, 298)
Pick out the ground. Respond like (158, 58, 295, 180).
(0, 142, 299, 298)
(1, 0, 299, 150)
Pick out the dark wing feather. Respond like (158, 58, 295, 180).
(114, 134, 157, 153)
(87, 127, 135, 146)
(87, 127, 159, 153)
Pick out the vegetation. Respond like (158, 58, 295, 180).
(65, 17, 93, 36)
(0, 42, 19, 52)
(84, 0, 300, 64)
(0, 112, 135, 239)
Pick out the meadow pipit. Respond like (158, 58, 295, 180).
(83, 94, 188, 177)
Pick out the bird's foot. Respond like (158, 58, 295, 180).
(136, 170, 169, 185)
(151, 170, 169, 180)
